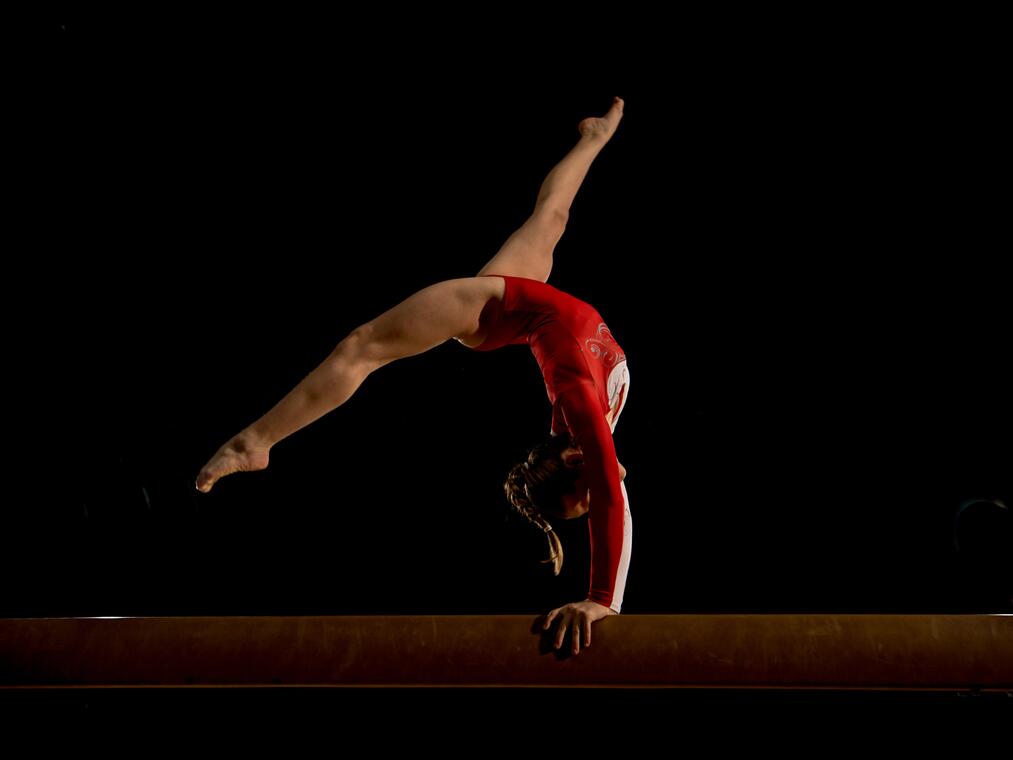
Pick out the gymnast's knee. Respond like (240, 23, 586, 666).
(333, 324, 386, 372)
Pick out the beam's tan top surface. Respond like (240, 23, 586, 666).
(1, 614, 1010, 689)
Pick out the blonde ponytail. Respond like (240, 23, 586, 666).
(502, 434, 578, 576)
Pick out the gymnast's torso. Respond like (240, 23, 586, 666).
(464, 274, 630, 437)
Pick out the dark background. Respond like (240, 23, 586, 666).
(6, 19, 1009, 618)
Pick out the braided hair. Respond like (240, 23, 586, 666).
(503, 432, 581, 576)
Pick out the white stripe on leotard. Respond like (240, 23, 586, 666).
(609, 479, 633, 613)
(607, 360, 631, 613)
(607, 359, 630, 434)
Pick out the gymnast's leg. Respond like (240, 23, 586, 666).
(195, 277, 497, 493)
(476, 96, 624, 283)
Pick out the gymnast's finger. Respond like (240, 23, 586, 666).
(555, 614, 570, 649)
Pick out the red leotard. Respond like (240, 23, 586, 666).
(469, 274, 632, 613)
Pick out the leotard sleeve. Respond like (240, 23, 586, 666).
(557, 381, 632, 613)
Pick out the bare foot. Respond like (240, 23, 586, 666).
(578, 96, 624, 142)
(196, 430, 271, 493)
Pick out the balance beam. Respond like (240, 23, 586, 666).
(1, 614, 1010, 691)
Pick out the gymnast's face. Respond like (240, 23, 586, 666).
(554, 446, 626, 520)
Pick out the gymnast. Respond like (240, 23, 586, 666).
(196, 96, 630, 656)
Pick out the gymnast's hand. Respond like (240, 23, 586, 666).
(542, 599, 617, 656)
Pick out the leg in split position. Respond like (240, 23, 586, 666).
(195, 276, 495, 493)
(195, 96, 625, 493)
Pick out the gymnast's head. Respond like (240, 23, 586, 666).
(503, 433, 590, 577)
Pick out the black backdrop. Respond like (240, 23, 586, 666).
(8, 19, 1008, 618)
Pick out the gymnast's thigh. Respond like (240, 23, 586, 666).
(358, 276, 506, 365)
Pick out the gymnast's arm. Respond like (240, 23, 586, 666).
(558, 381, 631, 614)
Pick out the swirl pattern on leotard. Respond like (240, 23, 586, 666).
(585, 323, 626, 368)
